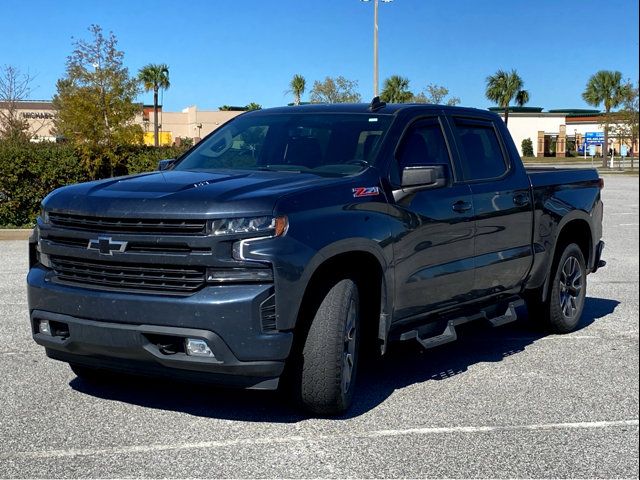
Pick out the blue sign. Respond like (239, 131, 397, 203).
(584, 131, 604, 145)
(588, 145, 597, 156)
(621, 145, 628, 157)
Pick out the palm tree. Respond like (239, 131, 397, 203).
(515, 89, 530, 107)
(138, 63, 170, 147)
(485, 69, 529, 125)
(380, 75, 413, 103)
(582, 70, 628, 166)
(289, 74, 306, 105)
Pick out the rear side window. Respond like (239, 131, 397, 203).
(453, 118, 507, 181)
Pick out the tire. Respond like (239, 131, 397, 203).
(297, 278, 360, 415)
(549, 243, 587, 333)
(546, 243, 587, 333)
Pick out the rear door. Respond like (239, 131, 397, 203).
(448, 115, 533, 297)
(390, 116, 476, 320)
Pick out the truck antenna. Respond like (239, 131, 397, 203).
(369, 96, 386, 111)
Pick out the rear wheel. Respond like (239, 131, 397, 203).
(527, 243, 587, 333)
(297, 278, 360, 415)
(548, 243, 587, 333)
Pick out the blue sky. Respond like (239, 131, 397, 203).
(1, 0, 638, 112)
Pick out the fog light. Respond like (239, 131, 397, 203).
(38, 319, 52, 336)
(185, 338, 214, 357)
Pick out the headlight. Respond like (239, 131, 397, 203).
(210, 216, 288, 237)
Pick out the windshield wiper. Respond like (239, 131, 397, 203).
(255, 166, 305, 173)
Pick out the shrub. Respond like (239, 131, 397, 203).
(0, 142, 190, 227)
(124, 145, 187, 175)
(0, 142, 85, 226)
(521, 138, 534, 157)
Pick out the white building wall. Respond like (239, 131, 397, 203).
(497, 113, 568, 156)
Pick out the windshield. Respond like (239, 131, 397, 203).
(174, 112, 392, 176)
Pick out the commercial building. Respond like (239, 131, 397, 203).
(2, 100, 637, 158)
(490, 107, 638, 158)
(138, 105, 242, 145)
(0, 101, 243, 145)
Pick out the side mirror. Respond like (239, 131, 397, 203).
(157, 158, 176, 171)
(394, 165, 448, 202)
(401, 165, 447, 189)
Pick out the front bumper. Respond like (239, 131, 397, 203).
(27, 266, 293, 389)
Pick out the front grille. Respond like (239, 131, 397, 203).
(48, 213, 207, 236)
(50, 256, 206, 294)
(46, 236, 209, 255)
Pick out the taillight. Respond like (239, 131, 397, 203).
(598, 178, 605, 190)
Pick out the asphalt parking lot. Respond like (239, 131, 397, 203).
(0, 175, 637, 478)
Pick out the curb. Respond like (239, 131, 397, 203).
(0, 229, 32, 241)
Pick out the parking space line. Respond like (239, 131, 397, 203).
(3, 419, 637, 460)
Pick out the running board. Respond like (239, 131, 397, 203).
(488, 299, 524, 328)
(398, 298, 525, 350)
(400, 321, 458, 349)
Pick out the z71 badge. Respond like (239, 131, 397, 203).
(352, 186, 380, 198)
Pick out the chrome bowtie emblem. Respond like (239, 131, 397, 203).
(87, 236, 127, 255)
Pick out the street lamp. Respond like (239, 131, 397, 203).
(361, 0, 393, 98)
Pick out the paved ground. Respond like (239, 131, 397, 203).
(0, 175, 637, 478)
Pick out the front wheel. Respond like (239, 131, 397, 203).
(297, 279, 360, 415)
(547, 243, 587, 333)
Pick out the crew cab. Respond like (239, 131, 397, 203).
(28, 100, 605, 414)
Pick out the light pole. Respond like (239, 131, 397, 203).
(361, 0, 392, 98)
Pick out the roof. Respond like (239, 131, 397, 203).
(488, 106, 544, 113)
(547, 108, 600, 114)
(0, 100, 53, 110)
(255, 102, 498, 117)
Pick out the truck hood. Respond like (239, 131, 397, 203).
(43, 169, 342, 218)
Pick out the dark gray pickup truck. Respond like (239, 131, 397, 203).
(28, 101, 605, 414)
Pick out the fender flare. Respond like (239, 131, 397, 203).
(541, 210, 594, 301)
(297, 238, 394, 353)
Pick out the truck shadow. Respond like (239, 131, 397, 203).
(69, 297, 619, 421)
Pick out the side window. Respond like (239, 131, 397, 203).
(453, 118, 507, 181)
(396, 120, 451, 172)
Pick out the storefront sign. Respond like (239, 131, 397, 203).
(21, 112, 54, 120)
(584, 131, 604, 145)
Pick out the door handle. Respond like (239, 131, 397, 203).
(452, 200, 472, 213)
(513, 193, 530, 206)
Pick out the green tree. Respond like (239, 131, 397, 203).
(52, 25, 142, 176)
(138, 63, 170, 147)
(245, 102, 262, 111)
(610, 80, 639, 168)
(413, 83, 460, 106)
(380, 75, 413, 103)
(288, 74, 306, 105)
(485, 69, 529, 125)
(521, 138, 534, 157)
(515, 89, 530, 107)
(310, 76, 361, 103)
(583, 70, 630, 166)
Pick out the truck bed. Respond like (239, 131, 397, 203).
(526, 166, 600, 188)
